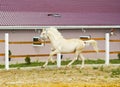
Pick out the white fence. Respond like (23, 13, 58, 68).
(0, 33, 120, 70)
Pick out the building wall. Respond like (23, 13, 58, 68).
(0, 29, 120, 64)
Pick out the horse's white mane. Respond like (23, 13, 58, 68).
(47, 27, 63, 39)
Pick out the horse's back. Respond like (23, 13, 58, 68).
(59, 39, 85, 52)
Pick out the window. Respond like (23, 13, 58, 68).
(80, 35, 91, 40)
(33, 37, 43, 46)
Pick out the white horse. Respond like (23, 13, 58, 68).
(40, 27, 99, 68)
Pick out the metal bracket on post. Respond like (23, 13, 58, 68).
(105, 33, 110, 65)
(5, 33, 9, 70)
(57, 53, 61, 68)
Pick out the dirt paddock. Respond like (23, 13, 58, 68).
(0, 65, 120, 87)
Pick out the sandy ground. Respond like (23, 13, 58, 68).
(0, 65, 120, 87)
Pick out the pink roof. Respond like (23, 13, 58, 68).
(0, 0, 120, 26)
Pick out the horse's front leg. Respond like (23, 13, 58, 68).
(50, 47, 55, 63)
(42, 49, 59, 68)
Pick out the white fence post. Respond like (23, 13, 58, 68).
(105, 33, 110, 65)
(5, 33, 9, 70)
(57, 53, 61, 68)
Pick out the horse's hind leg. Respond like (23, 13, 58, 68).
(66, 51, 79, 67)
(42, 59, 49, 68)
(79, 53, 85, 69)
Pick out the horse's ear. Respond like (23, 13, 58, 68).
(42, 28, 46, 32)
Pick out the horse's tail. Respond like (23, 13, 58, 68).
(84, 40, 99, 53)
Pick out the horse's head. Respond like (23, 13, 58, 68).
(40, 27, 62, 41)
(40, 28, 49, 40)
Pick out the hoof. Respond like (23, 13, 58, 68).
(66, 65, 69, 68)
(80, 66, 84, 69)
(65, 65, 71, 68)
(41, 65, 47, 68)
(41, 66, 45, 68)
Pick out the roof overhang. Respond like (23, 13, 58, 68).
(0, 25, 120, 30)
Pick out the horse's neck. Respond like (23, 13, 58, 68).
(48, 31, 64, 48)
